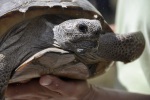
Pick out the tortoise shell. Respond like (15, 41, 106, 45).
(0, 0, 113, 83)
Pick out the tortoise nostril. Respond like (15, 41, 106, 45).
(78, 24, 88, 33)
(94, 32, 99, 36)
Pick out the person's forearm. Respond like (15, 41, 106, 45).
(89, 86, 150, 100)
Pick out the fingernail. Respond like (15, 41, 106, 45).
(40, 76, 52, 86)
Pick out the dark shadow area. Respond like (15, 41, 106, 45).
(89, 0, 116, 24)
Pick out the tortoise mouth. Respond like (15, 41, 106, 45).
(68, 32, 99, 42)
(68, 40, 98, 53)
(9, 48, 90, 83)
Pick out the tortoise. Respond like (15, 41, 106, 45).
(0, 0, 145, 99)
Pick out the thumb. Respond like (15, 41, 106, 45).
(39, 75, 89, 97)
(39, 75, 74, 96)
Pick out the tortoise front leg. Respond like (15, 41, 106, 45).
(0, 55, 12, 100)
(97, 31, 145, 63)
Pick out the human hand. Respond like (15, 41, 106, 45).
(6, 75, 93, 100)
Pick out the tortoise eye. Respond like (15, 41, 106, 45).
(78, 24, 88, 33)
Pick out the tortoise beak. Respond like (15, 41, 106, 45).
(97, 31, 145, 63)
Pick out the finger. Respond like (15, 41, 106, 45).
(6, 79, 45, 97)
(39, 75, 78, 96)
(40, 75, 68, 96)
(39, 75, 89, 97)
(6, 78, 60, 99)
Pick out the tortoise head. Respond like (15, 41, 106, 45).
(53, 19, 102, 54)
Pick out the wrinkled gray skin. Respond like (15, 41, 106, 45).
(0, 15, 145, 99)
